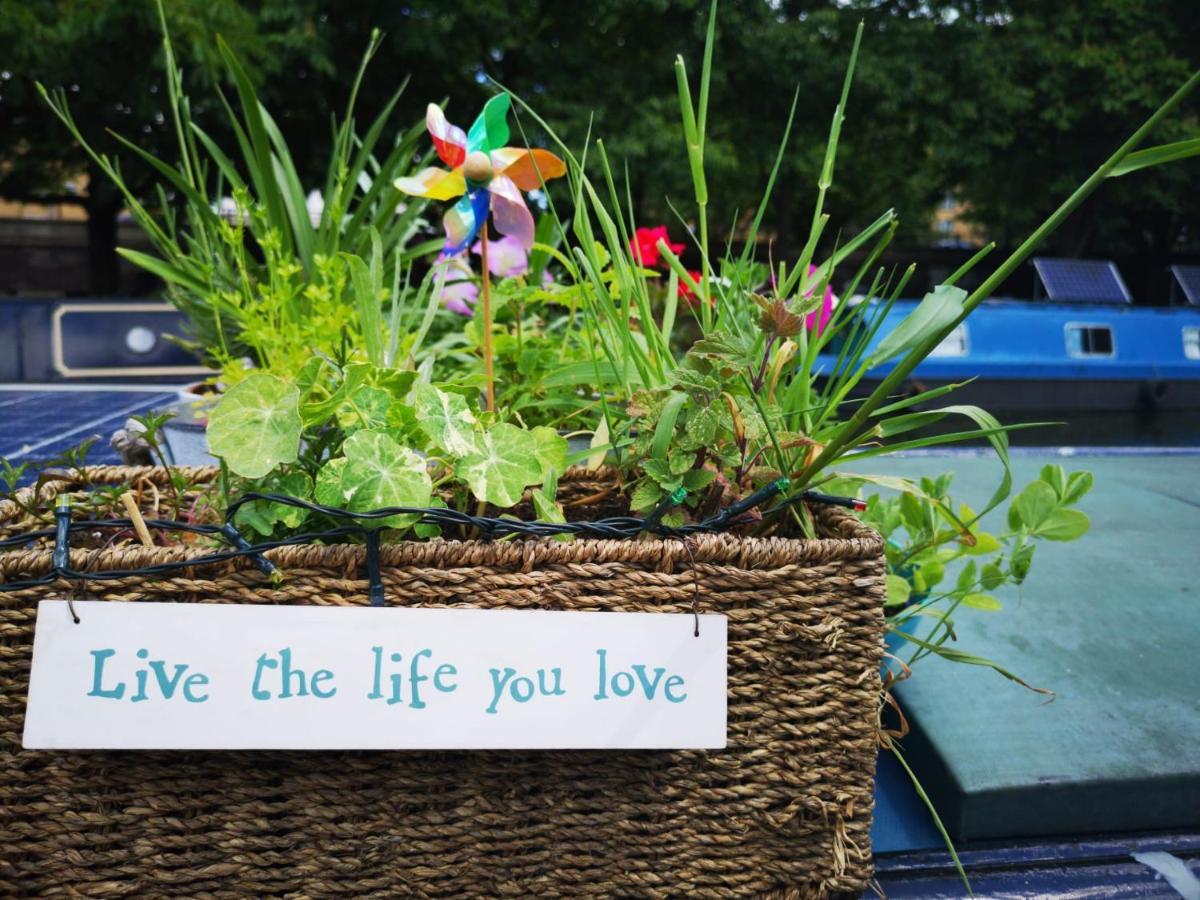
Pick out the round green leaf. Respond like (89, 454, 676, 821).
(456, 424, 542, 508)
(314, 457, 350, 507)
(1012, 480, 1057, 531)
(207, 374, 302, 479)
(411, 383, 478, 456)
(1036, 508, 1090, 541)
(341, 430, 433, 513)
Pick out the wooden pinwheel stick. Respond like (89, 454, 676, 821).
(480, 222, 495, 412)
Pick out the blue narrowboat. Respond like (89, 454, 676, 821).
(818, 258, 1200, 412)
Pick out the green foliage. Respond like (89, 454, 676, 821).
(859, 465, 1094, 653)
(206, 374, 302, 479)
(36, 4, 433, 377)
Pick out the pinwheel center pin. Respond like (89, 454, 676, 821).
(462, 151, 493, 185)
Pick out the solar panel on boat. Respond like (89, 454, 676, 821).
(0, 389, 176, 470)
(1169, 265, 1200, 306)
(1032, 258, 1132, 304)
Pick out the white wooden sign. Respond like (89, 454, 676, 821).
(23, 601, 727, 750)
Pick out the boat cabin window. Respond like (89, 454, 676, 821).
(1184, 327, 1200, 361)
(929, 324, 969, 357)
(1065, 324, 1114, 358)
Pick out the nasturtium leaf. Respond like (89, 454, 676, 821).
(1013, 480, 1057, 531)
(207, 374, 302, 479)
(456, 423, 542, 508)
(335, 385, 392, 432)
(295, 356, 334, 403)
(962, 592, 1002, 611)
(531, 426, 569, 481)
(344, 362, 415, 400)
(885, 574, 912, 608)
(410, 382, 478, 456)
(341, 430, 433, 526)
(1036, 508, 1091, 541)
(314, 457, 349, 507)
(234, 471, 314, 536)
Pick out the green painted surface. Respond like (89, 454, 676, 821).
(849, 452, 1200, 841)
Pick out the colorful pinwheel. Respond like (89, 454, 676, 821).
(394, 95, 566, 256)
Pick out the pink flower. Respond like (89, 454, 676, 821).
(435, 258, 478, 316)
(471, 234, 531, 278)
(804, 265, 838, 334)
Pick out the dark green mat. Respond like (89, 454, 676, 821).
(851, 452, 1200, 842)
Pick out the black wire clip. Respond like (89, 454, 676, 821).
(365, 530, 385, 607)
(52, 497, 81, 624)
(218, 521, 277, 577)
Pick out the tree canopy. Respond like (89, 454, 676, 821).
(1, 0, 1197, 294)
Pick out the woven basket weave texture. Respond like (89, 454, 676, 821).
(0, 467, 886, 898)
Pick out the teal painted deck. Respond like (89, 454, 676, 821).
(852, 452, 1200, 843)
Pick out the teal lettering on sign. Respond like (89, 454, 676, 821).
(594, 649, 687, 704)
(86, 648, 210, 703)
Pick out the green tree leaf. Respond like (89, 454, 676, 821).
(207, 374, 302, 478)
(1039, 464, 1066, 498)
(1036, 508, 1091, 541)
(980, 561, 1005, 590)
(956, 560, 978, 593)
(965, 531, 1002, 555)
(410, 382, 478, 456)
(885, 573, 912, 608)
(962, 592, 1002, 611)
(1010, 538, 1035, 585)
(1012, 480, 1057, 530)
(1062, 471, 1094, 506)
(456, 423, 543, 507)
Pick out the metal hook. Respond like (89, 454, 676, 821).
(674, 536, 702, 637)
(65, 575, 92, 625)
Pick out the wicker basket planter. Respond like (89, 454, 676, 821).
(0, 466, 886, 898)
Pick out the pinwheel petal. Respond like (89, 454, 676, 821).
(467, 93, 511, 154)
(394, 166, 466, 201)
(442, 187, 492, 257)
(491, 147, 567, 191)
(487, 175, 535, 250)
(426, 103, 467, 169)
